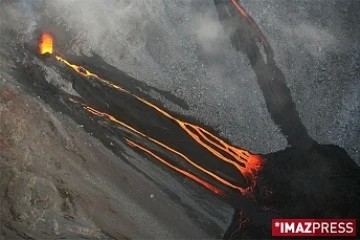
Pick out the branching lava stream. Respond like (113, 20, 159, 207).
(38, 30, 264, 195)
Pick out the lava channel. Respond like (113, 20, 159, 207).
(38, 32, 265, 195)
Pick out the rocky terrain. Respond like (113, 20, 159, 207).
(0, 83, 207, 239)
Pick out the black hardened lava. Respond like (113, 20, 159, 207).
(224, 144, 360, 239)
(214, 0, 315, 150)
(214, 0, 360, 239)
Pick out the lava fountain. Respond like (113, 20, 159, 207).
(38, 33, 54, 55)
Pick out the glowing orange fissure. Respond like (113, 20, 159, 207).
(69, 97, 248, 194)
(126, 139, 225, 196)
(40, 34, 265, 195)
(39, 33, 54, 55)
(230, 0, 269, 48)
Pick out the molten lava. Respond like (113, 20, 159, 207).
(126, 139, 225, 196)
(69, 96, 264, 195)
(38, 28, 265, 195)
(39, 33, 54, 55)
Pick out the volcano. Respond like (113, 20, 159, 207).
(1, 0, 359, 239)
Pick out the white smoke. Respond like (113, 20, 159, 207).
(18, 0, 39, 35)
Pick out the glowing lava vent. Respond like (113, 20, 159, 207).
(39, 33, 54, 55)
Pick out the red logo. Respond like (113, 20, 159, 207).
(272, 219, 356, 237)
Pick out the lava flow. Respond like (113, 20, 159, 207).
(68, 97, 245, 194)
(38, 32, 265, 195)
(126, 139, 224, 196)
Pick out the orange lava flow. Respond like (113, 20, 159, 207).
(58, 57, 265, 191)
(230, 0, 269, 48)
(39, 32, 265, 194)
(69, 98, 248, 193)
(69, 96, 264, 194)
(126, 139, 224, 196)
(39, 33, 54, 55)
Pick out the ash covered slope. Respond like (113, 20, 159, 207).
(0, 83, 177, 239)
(239, 0, 360, 162)
(0, 79, 220, 239)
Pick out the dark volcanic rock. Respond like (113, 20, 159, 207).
(257, 144, 360, 218)
(225, 144, 360, 239)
